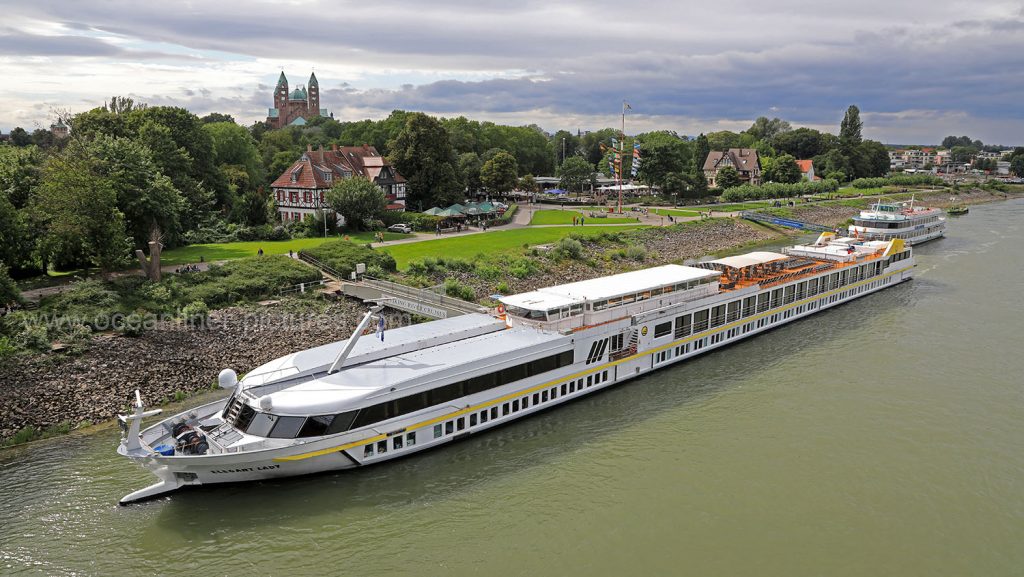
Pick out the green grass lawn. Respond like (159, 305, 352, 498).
(382, 225, 646, 269)
(650, 207, 701, 217)
(160, 232, 407, 265)
(529, 209, 639, 225)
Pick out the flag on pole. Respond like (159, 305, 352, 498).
(376, 315, 385, 342)
(631, 142, 642, 178)
(623, 101, 632, 111)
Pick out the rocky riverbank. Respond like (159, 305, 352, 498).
(0, 301, 370, 441)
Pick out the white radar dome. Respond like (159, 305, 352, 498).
(218, 368, 238, 389)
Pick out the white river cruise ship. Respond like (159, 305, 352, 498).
(117, 233, 915, 504)
(848, 198, 945, 245)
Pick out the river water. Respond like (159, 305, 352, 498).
(2, 199, 1023, 577)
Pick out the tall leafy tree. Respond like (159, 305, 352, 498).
(204, 121, 265, 189)
(557, 156, 594, 194)
(859, 140, 890, 178)
(89, 135, 185, 248)
(325, 177, 387, 230)
(774, 127, 833, 159)
(458, 152, 483, 193)
(694, 133, 711, 171)
(716, 165, 741, 189)
(745, 117, 792, 143)
(480, 150, 519, 193)
(9, 128, 31, 147)
(33, 146, 130, 272)
(388, 112, 462, 210)
(764, 154, 801, 183)
(839, 105, 863, 152)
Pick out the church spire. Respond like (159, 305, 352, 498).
(277, 71, 288, 86)
(308, 71, 318, 86)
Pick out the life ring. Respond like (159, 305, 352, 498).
(496, 304, 506, 315)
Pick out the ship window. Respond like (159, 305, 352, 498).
(480, 410, 489, 423)
(654, 321, 672, 338)
(710, 305, 726, 327)
(727, 300, 741, 322)
(491, 407, 499, 420)
(561, 384, 567, 396)
(675, 314, 692, 337)
(587, 375, 593, 387)
(742, 297, 756, 317)
(533, 393, 540, 404)
(512, 400, 520, 412)
(693, 309, 709, 332)
(393, 435, 403, 450)
(550, 387, 557, 399)
(269, 416, 306, 439)
(406, 432, 416, 446)
(445, 421, 454, 435)
(604, 370, 609, 381)
(234, 404, 256, 431)
(542, 390, 549, 402)
(522, 397, 529, 409)
(570, 381, 576, 393)
(433, 424, 442, 438)
(377, 440, 387, 454)
(503, 403, 510, 416)
(364, 444, 374, 457)
(457, 417, 465, 430)
(246, 412, 276, 437)
(298, 414, 335, 437)
(470, 413, 478, 426)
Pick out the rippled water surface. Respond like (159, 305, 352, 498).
(3, 199, 1023, 576)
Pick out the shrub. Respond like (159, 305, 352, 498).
(170, 256, 322, 306)
(719, 179, 840, 202)
(117, 312, 147, 337)
(495, 281, 510, 294)
(181, 300, 209, 325)
(0, 335, 18, 359)
(443, 278, 477, 302)
(302, 240, 397, 279)
(15, 324, 50, 352)
(554, 237, 584, 260)
(624, 245, 647, 262)
(491, 204, 518, 227)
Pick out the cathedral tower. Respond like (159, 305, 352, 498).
(307, 72, 320, 114)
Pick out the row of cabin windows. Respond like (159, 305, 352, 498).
(853, 216, 940, 229)
(664, 263, 887, 341)
(430, 371, 612, 440)
(590, 277, 716, 312)
(227, 350, 574, 438)
(364, 431, 417, 458)
(647, 272, 895, 359)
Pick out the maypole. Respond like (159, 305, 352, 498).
(619, 100, 630, 214)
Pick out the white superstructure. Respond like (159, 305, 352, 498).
(849, 198, 945, 245)
(117, 234, 915, 504)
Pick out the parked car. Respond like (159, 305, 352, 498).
(387, 223, 413, 234)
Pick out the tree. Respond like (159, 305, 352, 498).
(518, 174, 538, 193)
(204, 121, 265, 189)
(9, 127, 31, 147)
(325, 177, 387, 231)
(33, 147, 130, 272)
(480, 150, 519, 193)
(635, 131, 691, 188)
(707, 130, 743, 151)
(89, 135, 185, 248)
(694, 133, 711, 171)
(839, 105, 863, 152)
(558, 156, 594, 194)
(716, 165, 741, 189)
(235, 186, 272, 226)
(0, 145, 42, 209)
(458, 152, 483, 193)
(201, 112, 236, 124)
(687, 169, 709, 198)
(552, 130, 581, 167)
(662, 172, 688, 199)
(774, 127, 835, 160)
(745, 117, 792, 143)
(31, 129, 55, 149)
(387, 112, 462, 210)
(764, 154, 801, 183)
(859, 140, 890, 178)
(1011, 156, 1024, 177)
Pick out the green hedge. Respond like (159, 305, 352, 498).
(491, 204, 518, 226)
(720, 179, 840, 202)
(850, 174, 943, 189)
(302, 240, 397, 279)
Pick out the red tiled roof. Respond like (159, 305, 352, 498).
(269, 144, 406, 189)
(795, 159, 814, 173)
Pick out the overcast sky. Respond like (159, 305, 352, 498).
(2, 0, 1023, 144)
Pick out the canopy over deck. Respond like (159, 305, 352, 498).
(704, 251, 788, 270)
